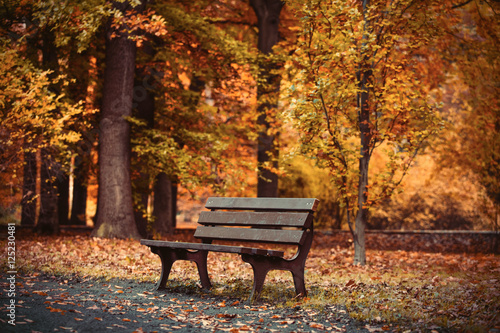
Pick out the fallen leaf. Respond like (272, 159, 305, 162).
(217, 313, 237, 319)
(113, 324, 127, 328)
(345, 279, 356, 288)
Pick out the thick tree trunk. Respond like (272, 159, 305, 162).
(250, 0, 283, 198)
(153, 173, 177, 235)
(21, 151, 37, 226)
(92, 1, 143, 239)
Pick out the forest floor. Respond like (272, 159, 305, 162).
(1, 229, 499, 333)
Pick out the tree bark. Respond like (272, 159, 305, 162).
(133, 43, 156, 238)
(153, 173, 177, 236)
(353, 0, 372, 265)
(353, 69, 371, 265)
(21, 151, 37, 226)
(36, 28, 61, 234)
(92, 1, 144, 239)
(36, 148, 60, 234)
(250, 0, 284, 198)
(57, 175, 70, 225)
(70, 155, 88, 225)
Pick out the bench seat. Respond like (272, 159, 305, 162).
(140, 239, 285, 257)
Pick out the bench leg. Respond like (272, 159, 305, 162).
(241, 254, 274, 302)
(193, 251, 212, 290)
(291, 266, 307, 297)
(151, 247, 212, 290)
(155, 249, 174, 290)
(241, 254, 308, 301)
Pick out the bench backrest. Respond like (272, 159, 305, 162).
(194, 197, 319, 246)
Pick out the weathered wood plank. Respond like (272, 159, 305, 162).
(205, 197, 319, 212)
(139, 239, 284, 257)
(194, 226, 306, 245)
(198, 211, 312, 228)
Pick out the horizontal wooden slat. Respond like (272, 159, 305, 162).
(140, 239, 284, 257)
(194, 226, 306, 245)
(205, 197, 319, 212)
(198, 211, 312, 228)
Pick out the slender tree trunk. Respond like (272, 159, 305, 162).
(36, 28, 61, 234)
(57, 175, 70, 225)
(353, 0, 372, 265)
(133, 43, 156, 238)
(70, 155, 88, 225)
(353, 67, 372, 265)
(37, 148, 60, 234)
(250, 0, 284, 198)
(92, 1, 144, 239)
(153, 173, 177, 235)
(21, 151, 37, 226)
(150, 74, 202, 236)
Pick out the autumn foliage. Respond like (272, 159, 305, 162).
(0, 0, 499, 265)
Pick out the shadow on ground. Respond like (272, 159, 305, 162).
(1, 273, 389, 333)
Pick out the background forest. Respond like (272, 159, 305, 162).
(0, 0, 499, 244)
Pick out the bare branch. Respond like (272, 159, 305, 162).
(452, 0, 474, 9)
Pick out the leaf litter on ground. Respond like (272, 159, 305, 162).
(0, 230, 499, 332)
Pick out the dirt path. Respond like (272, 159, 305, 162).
(1, 274, 389, 333)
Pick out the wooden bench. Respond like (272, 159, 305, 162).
(140, 197, 319, 301)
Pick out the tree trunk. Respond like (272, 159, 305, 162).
(354, 155, 369, 265)
(36, 28, 61, 234)
(354, 72, 371, 264)
(36, 148, 60, 234)
(149, 73, 202, 236)
(57, 174, 69, 225)
(70, 155, 88, 225)
(153, 173, 177, 236)
(21, 151, 37, 226)
(92, 1, 144, 239)
(351, 0, 373, 266)
(133, 42, 156, 238)
(250, 0, 283, 198)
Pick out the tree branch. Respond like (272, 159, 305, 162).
(452, 0, 474, 9)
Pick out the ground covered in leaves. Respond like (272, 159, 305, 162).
(1, 229, 499, 332)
